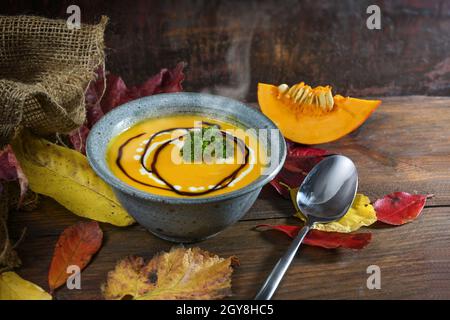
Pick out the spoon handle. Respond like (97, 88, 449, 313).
(255, 224, 311, 300)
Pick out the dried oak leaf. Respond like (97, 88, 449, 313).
(257, 224, 372, 250)
(48, 221, 103, 292)
(270, 143, 334, 198)
(69, 62, 186, 154)
(102, 247, 238, 300)
(374, 192, 432, 225)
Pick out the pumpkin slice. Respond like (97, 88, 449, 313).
(258, 82, 381, 144)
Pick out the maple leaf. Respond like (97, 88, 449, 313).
(102, 247, 238, 300)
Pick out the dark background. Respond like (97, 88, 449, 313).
(2, 0, 449, 101)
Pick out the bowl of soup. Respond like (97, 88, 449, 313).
(86, 93, 286, 242)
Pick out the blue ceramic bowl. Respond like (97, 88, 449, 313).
(87, 93, 286, 242)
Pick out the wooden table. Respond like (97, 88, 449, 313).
(9, 96, 450, 299)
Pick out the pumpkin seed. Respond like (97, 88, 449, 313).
(278, 84, 289, 94)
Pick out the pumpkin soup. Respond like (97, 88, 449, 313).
(107, 115, 266, 197)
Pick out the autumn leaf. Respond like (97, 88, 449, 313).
(257, 224, 372, 250)
(48, 221, 103, 292)
(69, 62, 186, 154)
(0, 272, 52, 300)
(102, 247, 238, 300)
(374, 192, 432, 225)
(0, 145, 28, 206)
(293, 193, 377, 233)
(270, 144, 334, 198)
(11, 130, 134, 226)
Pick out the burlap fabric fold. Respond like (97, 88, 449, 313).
(0, 15, 107, 147)
(0, 15, 107, 271)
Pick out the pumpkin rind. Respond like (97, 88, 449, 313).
(258, 83, 381, 144)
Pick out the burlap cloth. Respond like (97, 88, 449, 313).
(0, 15, 107, 147)
(0, 15, 107, 271)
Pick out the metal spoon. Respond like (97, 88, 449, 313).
(255, 155, 358, 300)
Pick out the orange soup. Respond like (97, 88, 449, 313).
(107, 115, 266, 197)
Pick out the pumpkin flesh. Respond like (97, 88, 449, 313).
(258, 83, 381, 144)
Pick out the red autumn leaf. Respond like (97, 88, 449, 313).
(374, 192, 432, 225)
(0, 145, 28, 206)
(68, 126, 91, 155)
(128, 60, 186, 97)
(48, 221, 103, 292)
(270, 143, 334, 198)
(100, 73, 129, 114)
(257, 224, 372, 250)
(69, 62, 186, 154)
(304, 230, 371, 249)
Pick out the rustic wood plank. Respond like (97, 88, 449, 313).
(320, 96, 450, 208)
(248, 96, 450, 216)
(9, 199, 450, 299)
(6, 96, 450, 299)
(2, 1, 450, 99)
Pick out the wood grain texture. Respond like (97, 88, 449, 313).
(8, 202, 450, 300)
(2, 0, 450, 100)
(302, 96, 450, 207)
(7, 96, 450, 300)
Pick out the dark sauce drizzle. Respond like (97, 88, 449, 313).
(115, 124, 250, 196)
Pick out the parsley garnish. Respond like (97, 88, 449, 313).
(180, 126, 233, 162)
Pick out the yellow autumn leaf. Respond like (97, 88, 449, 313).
(11, 131, 134, 226)
(0, 272, 52, 300)
(102, 247, 238, 300)
(291, 188, 377, 233)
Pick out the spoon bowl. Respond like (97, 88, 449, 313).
(255, 155, 358, 300)
(297, 155, 358, 223)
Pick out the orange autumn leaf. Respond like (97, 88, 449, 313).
(102, 247, 238, 300)
(48, 221, 103, 292)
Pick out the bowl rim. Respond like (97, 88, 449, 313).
(86, 92, 287, 204)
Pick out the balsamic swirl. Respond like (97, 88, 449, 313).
(115, 125, 250, 196)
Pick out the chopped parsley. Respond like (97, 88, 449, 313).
(180, 126, 234, 162)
